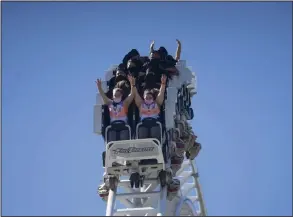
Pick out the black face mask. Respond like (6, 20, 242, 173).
(115, 74, 126, 83)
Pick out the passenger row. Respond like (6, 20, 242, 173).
(96, 75, 167, 146)
(105, 40, 181, 101)
(96, 74, 170, 201)
(99, 40, 182, 146)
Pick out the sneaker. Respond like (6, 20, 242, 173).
(97, 183, 109, 201)
(168, 178, 180, 192)
(174, 139, 185, 157)
(170, 164, 181, 176)
(181, 128, 190, 141)
(167, 178, 180, 200)
(186, 141, 201, 160)
(171, 155, 184, 175)
(172, 129, 180, 141)
(182, 133, 197, 151)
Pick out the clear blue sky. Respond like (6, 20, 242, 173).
(2, 2, 292, 216)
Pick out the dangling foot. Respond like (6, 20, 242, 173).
(97, 183, 109, 201)
(182, 132, 197, 152)
(172, 128, 180, 141)
(167, 178, 180, 201)
(186, 141, 201, 160)
(171, 155, 184, 175)
(174, 138, 185, 157)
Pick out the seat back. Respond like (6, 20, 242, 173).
(105, 120, 131, 144)
(136, 118, 162, 145)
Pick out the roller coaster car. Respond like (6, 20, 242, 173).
(97, 60, 198, 188)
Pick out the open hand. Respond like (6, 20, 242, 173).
(150, 40, 155, 49)
(161, 74, 167, 84)
(95, 78, 102, 89)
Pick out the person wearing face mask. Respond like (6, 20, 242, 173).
(150, 39, 181, 62)
(122, 49, 140, 66)
(107, 64, 130, 99)
(126, 56, 144, 78)
(96, 75, 135, 132)
(133, 75, 167, 141)
(142, 45, 180, 92)
(149, 40, 181, 77)
(140, 50, 165, 91)
(122, 49, 148, 78)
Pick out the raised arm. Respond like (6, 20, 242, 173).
(156, 75, 167, 106)
(149, 40, 155, 55)
(123, 75, 135, 107)
(96, 79, 112, 105)
(175, 39, 181, 61)
(133, 85, 143, 108)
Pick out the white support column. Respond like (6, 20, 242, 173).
(158, 186, 167, 216)
(106, 188, 117, 216)
(191, 161, 207, 216)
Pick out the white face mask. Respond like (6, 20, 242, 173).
(113, 97, 122, 103)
